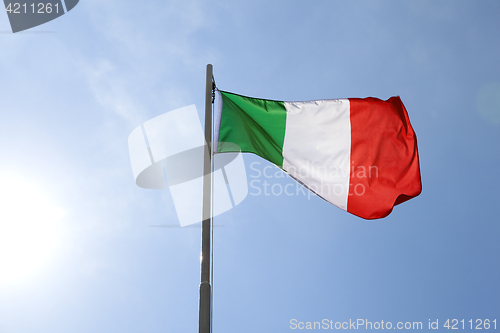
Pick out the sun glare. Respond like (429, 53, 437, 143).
(0, 175, 64, 285)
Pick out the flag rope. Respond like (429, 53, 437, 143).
(210, 76, 216, 333)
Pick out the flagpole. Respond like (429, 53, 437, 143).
(199, 64, 213, 333)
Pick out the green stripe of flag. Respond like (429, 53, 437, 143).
(217, 91, 287, 167)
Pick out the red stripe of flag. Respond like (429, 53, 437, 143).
(347, 97, 422, 219)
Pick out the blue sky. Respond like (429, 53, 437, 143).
(0, 0, 499, 332)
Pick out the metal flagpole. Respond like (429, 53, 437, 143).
(199, 64, 214, 333)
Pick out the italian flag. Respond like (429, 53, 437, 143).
(215, 90, 422, 219)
